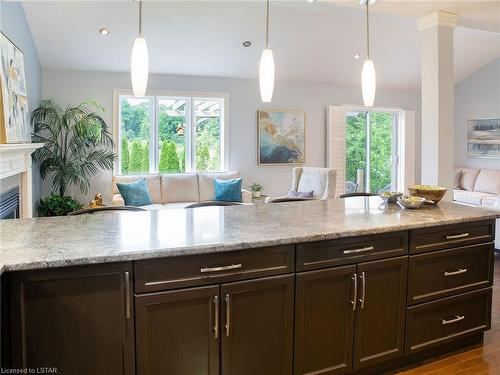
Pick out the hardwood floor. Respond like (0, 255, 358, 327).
(394, 251, 500, 375)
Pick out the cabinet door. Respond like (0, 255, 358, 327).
(354, 256, 407, 370)
(9, 263, 135, 375)
(294, 265, 356, 375)
(221, 274, 294, 375)
(135, 285, 219, 375)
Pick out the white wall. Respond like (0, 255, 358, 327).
(455, 58, 500, 171)
(42, 69, 420, 203)
(1, 2, 42, 213)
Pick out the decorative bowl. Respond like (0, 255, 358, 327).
(379, 192, 403, 204)
(397, 195, 426, 209)
(407, 185, 447, 204)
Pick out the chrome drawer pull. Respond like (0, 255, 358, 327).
(441, 315, 465, 325)
(444, 268, 468, 277)
(200, 264, 242, 273)
(446, 233, 469, 240)
(343, 246, 374, 255)
(351, 273, 358, 311)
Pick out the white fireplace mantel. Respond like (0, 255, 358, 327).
(0, 143, 44, 218)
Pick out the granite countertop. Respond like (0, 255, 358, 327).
(1, 198, 498, 274)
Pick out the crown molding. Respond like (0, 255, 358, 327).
(417, 11, 460, 30)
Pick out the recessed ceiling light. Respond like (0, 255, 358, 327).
(98, 27, 110, 36)
(354, 54, 361, 60)
(242, 41, 252, 47)
(307, 0, 317, 3)
(359, 0, 375, 5)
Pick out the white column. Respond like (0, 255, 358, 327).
(418, 11, 459, 201)
(21, 153, 33, 218)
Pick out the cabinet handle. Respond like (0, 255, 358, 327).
(359, 272, 366, 309)
(225, 294, 231, 337)
(444, 268, 468, 277)
(351, 273, 358, 311)
(343, 246, 374, 255)
(125, 271, 131, 320)
(446, 233, 469, 240)
(200, 264, 242, 273)
(213, 295, 219, 339)
(441, 315, 465, 325)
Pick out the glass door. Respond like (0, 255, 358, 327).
(345, 111, 398, 194)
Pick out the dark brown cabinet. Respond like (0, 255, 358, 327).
(294, 257, 407, 374)
(135, 285, 219, 375)
(221, 274, 294, 375)
(8, 263, 135, 375)
(354, 256, 407, 369)
(294, 265, 356, 375)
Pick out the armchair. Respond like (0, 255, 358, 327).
(265, 167, 336, 203)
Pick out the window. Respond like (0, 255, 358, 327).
(116, 92, 226, 175)
(345, 110, 399, 193)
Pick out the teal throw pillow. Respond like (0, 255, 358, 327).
(116, 178, 153, 206)
(214, 178, 242, 203)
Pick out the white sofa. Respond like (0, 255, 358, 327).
(112, 171, 252, 209)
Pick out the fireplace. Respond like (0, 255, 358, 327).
(0, 186, 20, 219)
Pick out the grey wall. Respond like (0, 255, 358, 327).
(42, 69, 421, 203)
(455, 58, 500, 171)
(1, 1, 42, 213)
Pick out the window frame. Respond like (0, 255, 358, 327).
(113, 89, 229, 175)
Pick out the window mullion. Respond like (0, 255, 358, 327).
(184, 98, 193, 172)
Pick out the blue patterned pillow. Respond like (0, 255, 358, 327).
(214, 178, 242, 203)
(116, 178, 153, 206)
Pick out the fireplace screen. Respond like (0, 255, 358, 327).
(0, 186, 20, 219)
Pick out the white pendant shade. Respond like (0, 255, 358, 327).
(131, 37, 149, 97)
(259, 49, 275, 103)
(361, 59, 376, 107)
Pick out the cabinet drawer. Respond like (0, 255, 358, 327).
(408, 243, 494, 305)
(405, 288, 492, 355)
(410, 220, 494, 254)
(134, 245, 294, 293)
(296, 231, 408, 272)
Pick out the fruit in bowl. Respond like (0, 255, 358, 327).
(379, 191, 403, 203)
(407, 185, 447, 204)
(397, 195, 426, 209)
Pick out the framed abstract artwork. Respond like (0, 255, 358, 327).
(257, 109, 305, 165)
(467, 118, 500, 159)
(0, 32, 30, 143)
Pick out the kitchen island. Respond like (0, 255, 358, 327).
(1, 197, 498, 375)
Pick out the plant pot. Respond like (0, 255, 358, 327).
(253, 191, 261, 198)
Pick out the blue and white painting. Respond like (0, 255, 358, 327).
(467, 118, 500, 159)
(258, 110, 305, 165)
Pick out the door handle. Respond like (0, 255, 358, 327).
(446, 233, 469, 240)
(201, 264, 242, 273)
(351, 273, 357, 311)
(343, 246, 374, 255)
(125, 271, 131, 320)
(358, 272, 366, 309)
(225, 294, 231, 337)
(444, 268, 468, 277)
(213, 295, 219, 339)
(441, 315, 465, 325)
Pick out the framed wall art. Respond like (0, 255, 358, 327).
(467, 118, 500, 159)
(257, 109, 305, 165)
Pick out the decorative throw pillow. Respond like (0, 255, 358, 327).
(288, 190, 314, 199)
(453, 170, 462, 189)
(116, 178, 153, 206)
(214, 178, 242, 202)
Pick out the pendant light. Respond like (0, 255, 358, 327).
(259, 0, 275, 103)
(131, 0, 149, 97)
(361, 0, 376, 107)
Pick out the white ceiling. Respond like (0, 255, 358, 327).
(21, 0, 500, 91)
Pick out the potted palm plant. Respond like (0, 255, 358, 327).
(32, 99, 116, 216)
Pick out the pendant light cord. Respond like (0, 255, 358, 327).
(265, 0, 270, 48)
(138, 0, 143, 37)
(366, 1, 370, 59)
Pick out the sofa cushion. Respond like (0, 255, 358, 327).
(453, 170, 462, 189)
(113, 175, 161, 203)
(455, 168, 480, 191)
(214, 178, 243, 202)
(481, 195, 499, 209)
(116, 179, 153, 206)
(474, 169, 500, 195)
(161, 174, 199, 203)
(198, 171, 240, 202)
(453, 190, 494, 206)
